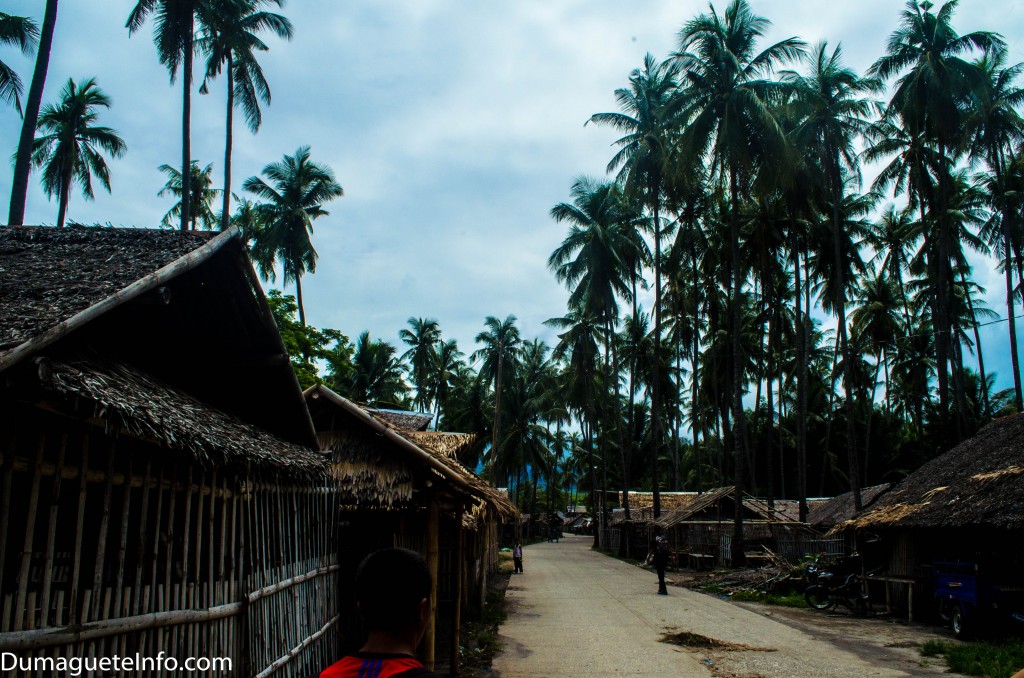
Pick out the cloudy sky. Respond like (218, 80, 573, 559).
(2, 0, 1023, 395)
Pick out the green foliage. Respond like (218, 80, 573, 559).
(919, 639, 1024, 678)
(266, 289, 351, 389)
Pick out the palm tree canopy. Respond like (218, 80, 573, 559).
(198, 0, 293, 133)
(472, 315, 522, 386)
(31, 77, 126, 205)
(158, 161, 220, 229)
(0, 12, 39, 112)
(244, 145, 343, 284)
(127, 0, 205, 81)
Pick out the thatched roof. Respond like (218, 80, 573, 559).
(0, 224, 317, 449)
(617, 491, 702, 512)
(367, 409, 433, 432)
(0, 225, 217, 353)
(807, 484, 891, 530)
(42, 357, 327, 478)
(838, 415, 1024, 532)
(654, 486, 805, 529)
(305, 385, 516, 517)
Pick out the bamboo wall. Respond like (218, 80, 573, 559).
(0, 406, 339, 677)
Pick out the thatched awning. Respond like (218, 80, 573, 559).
(367, 409, 433, 432)
(836, 414, 1024, 532)
(807, 484, 891, 530)
(42, 357, 327, 478)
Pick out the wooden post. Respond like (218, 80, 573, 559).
(450, 506, 464, 677)
(424, 501, 440, 672)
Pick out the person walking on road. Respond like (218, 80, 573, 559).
(513, 543, 524, 574)
(652, 527, 669, 595)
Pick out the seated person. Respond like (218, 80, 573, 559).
(321, 548, 439, 678)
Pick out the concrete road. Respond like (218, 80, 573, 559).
(490, 534, 946, 677)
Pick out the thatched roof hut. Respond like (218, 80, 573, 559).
(0, 225, 337, 675)
(0, 224, 319, 453)
(838, 415, 1024, 532)
(808, 484, 891, 532)
(367, 408, 433, 431)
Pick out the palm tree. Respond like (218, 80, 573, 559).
(472, 315, 521, 476)
(549, 177, 638, 518)
(0, 12, 38, 113)
(399, 317, 441, 412)
(8, 0, 58, 226)
(128, 0, 210, 231)
(345, 331, 408, 408)
(198, 0, 293, 231)
(431, 339, 463, 428)
(967, 52, 1024, 411)
(784, 41, 881, 509)
(30, 77, 126, 229)
(675, 0, 804, 562)
(589, 53, 681, 518)
(244, 146, 343, 326)
(158, 161, 220, 230)
(868, 0, 1004, 425)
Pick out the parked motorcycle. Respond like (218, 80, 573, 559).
(804, 563, 870, 615)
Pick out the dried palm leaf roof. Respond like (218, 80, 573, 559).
(807, 484, 891, 529)
(305, 385, 517, 517)
(367, 409, 433, 432)
(837, 414, 1024, 532)
(618, 491, 701, 512)
(42, 357, 328, 478)
(0, 225, 218, 354)
(654, 486, 806, 529)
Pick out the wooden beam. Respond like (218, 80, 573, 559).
(450, 506, 465, 677)
(424, 501, 440, 671)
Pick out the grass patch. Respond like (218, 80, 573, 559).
(919, 638, 1024, 678)
(459, 579, 510, 675)
(730, 590, 808, 608)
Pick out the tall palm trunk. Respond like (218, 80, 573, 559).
(611, 319, 630, 521)
(728, 168, 746, 567)
(9, 0, 59, 225)
(491, 346, 505, 472)
(56, 163, 72, 228)
(959, 270, 990, 416)
(830, 156, 861, 511)
(220, 54, 234, 231)
(691, 244, 704, 493)
(295, 271, 306, 327)
(180, 14, 194, 231)
(995, 155, 1024, 411)
(790, 223, 808, 521)
(650, 188, 663, 519)
(764, 283, 776, 509)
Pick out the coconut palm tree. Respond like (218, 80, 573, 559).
(675, 0, 804, 562)
(198, 0, 293, 231)
(966, 52, 1024, 411)
(158, 161, 220, 230)
(8, 0, 58, 226)
(431, 339, 463, 428)
(472, 315, 522, 475)
(346, 331, 408, 408)
(128, 0, 210, 231)
(30, 77, 126, 229)
(589, 53, 681, 518)
(400, 317, 441, 412)
(0, 12, 38, 113)
(784, 41, 881, 510)
(244, 145, 343, 326)
(868, 0, 1004, 425)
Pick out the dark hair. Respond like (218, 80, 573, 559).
(355, 548, 432, 632)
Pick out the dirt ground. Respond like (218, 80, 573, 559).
(490, 535, 965, 677)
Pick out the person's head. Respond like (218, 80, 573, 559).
(355, 548, 432, 637)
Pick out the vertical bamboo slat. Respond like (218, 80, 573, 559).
(133, 459, 153, 615)
(0, 432, 16, 613)
(112, 455, 134, 617)
(14, 432, 47, 632)
(39, 433, 68, 630)
(89, 441, 116, 622)
(450, 506, 464, 677)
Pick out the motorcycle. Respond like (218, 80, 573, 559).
(804, 563, 870, 615)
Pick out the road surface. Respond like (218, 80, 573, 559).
(490, 534, 954, 677)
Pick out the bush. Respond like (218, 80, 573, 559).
(731, 590, 808, 608)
